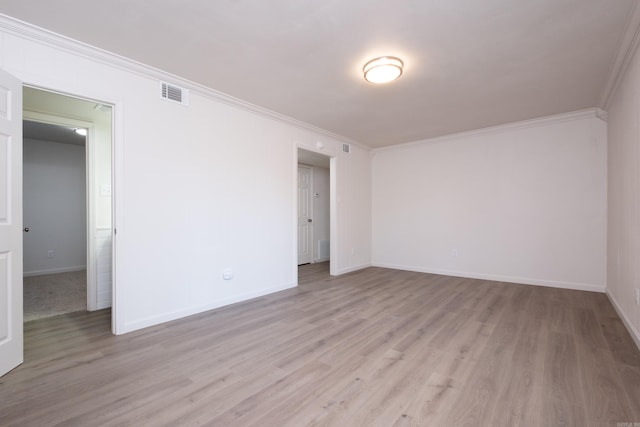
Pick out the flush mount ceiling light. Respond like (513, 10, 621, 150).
(363, 56, 404, 84)
(74, 128, 87, 136)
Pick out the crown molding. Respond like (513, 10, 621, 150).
(595, 108, 608, 122)
(373, 108, 603, 154)
(599, 1, 640, 110)
(0, 14, 366, 150)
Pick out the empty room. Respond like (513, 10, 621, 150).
(0, 1, 639, 426)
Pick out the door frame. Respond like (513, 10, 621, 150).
(22, 111, 99, 310)
(294, 145, 337, 280)
(22, 83, 120, 333)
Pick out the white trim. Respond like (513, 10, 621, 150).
(0, 14, 365, 149)
(119, 282, 296, 334)
(329, 157, 338, 277)
(606, 290, 640, 351)
(111, 99, 123, 334)
(24, 265, 86, 277)
(599, 1, 640, 110)
(96, 295, 112, 310)
(334, 263, 372, 275)
(373, 108, 605, 154)
(372, 262, 606, 293)
(595, 108, 608, 122)
(23, 110, 93, 130)
(292, 145, 300, 286)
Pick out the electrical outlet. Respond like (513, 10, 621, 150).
(451, 249, 459, 257)
(635, 288, 640, 306)
(223, 269, 233, 280)
(47, 250, 53, 258)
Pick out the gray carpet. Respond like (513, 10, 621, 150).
(23, 270, 87, 322)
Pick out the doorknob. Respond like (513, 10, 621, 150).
(23, 227, 29, 232)
(307, 219, 312, 223)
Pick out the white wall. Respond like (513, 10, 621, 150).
(607, 38, 640, 346)
(23, 138, 86, 276)
(0, 17, 372, 333)
(311, 166, 330, 262)
(372, 111, 607, 291)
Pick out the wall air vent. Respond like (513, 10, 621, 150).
(342, 143, 351, 154)
(160, 81, 189, 106)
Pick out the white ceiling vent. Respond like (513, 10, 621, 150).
(161, 81, 189, 106)
(342, 143, 351, 154)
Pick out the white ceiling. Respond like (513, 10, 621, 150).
(1, 1, 636, 147)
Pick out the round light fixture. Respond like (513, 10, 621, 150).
(363, 56, 404, 84)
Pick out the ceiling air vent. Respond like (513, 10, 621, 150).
(342, 143, 351, 154)
(160, 81, 189, 106)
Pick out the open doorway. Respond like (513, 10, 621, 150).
(297, 148, 332, 278)
(23, 121, 87, 320)
(22, 87, 113, 322)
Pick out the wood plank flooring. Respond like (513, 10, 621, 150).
(1, 263, 639, 426)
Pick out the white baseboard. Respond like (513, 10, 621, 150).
(24, 265, 87, 277)
(333, 263, 371, 275)
(606, 290, 640, 351)
(119, 281, 296, 335)
(313, 257, 330, 263)
(371, 262, 606, 293)
(95, 300, 112, 310)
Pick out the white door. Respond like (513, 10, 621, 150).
(0, 70, 23, 377)
(297, 165, 312, 265)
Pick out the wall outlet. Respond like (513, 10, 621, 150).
(47, 250, 54, 258)
(451, 249, 459, 257)
(635, 288, 640, 306)
(223, 270, 233, 280)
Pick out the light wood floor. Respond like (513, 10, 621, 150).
(1, 263, 639, 426)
